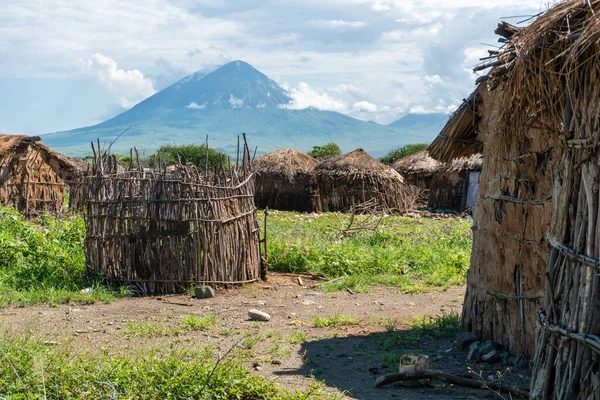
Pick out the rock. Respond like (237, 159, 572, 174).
(194, 286, 215, 299)
(467, 341, 481, 361)
(80, 288, 93, 294)
(456, 332, 478, 349)
(479, 340, 502, 355)
(248, 309, 271, 321)
(482, 350, 498, 363)
(499, 351, 510, 363)
(301, 300, 315, 305)
(507, 355, 518, 366)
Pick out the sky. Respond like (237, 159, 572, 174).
(1, 0, 548, 134)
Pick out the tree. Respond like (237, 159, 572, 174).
(379, 143, 429, 165)
(145, 144, 227, 170)
(307, 142, 342, 160)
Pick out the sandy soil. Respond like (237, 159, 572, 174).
(0, 273, 530, 399)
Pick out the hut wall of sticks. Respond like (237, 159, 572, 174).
(0, 134, 74, 217)
(477, 2, 600, 397)
(429, 72, 552, 356)
(313, 148, 421, 214)
(252, 149, 318, 212)
(80, 139, 262, 294)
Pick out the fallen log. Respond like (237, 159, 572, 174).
(374, 370, 529, 398)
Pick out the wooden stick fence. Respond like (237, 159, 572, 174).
(78, 137, 262, 294)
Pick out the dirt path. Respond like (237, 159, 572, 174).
(0, 274, 529, 399)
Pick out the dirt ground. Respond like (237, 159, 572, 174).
(0, 273, 530, 399)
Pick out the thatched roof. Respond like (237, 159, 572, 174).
(427, 89, 484, 163)
(314, 148, 403, 181)
(392, 150, 442, 175)
(443, 153, 483, 172)
(0, 134, 74, 170)
(253, 149, 317, 176)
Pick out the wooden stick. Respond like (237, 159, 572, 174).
(374, 370, 529, 398)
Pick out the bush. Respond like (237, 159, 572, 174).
(0, 207, 116, 307)
(145, 144, 227, 170)
(379, 143, 429, 164)
(307, 142, 342, 160)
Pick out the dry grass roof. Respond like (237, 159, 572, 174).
(443, 153, 483, 172)
(253, 149, 317, 176)
(392, 150, 442, 175)
(314, 148, 403, 181)
(0, 134, 74, 170)
(427, 89, 484, 163)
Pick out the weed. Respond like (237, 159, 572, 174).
(313, 314, 358, 328)
(219, 328, 234, 336)
(179, 314, 218, 331)
(410, 310, 461, 338)
(268, 343, 292, 358)
(383, 353, 400, 370)
(377, 317, 399, 332)
(287, 330, 307, 344)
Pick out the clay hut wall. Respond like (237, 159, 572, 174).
(429, 84, 552, 358)
(427, 170, 465, 210)
(0, 135, 73, 216)
(478, 2, 600, 397)
(253, 149, 318, 212)
(314, 148, 420, 213)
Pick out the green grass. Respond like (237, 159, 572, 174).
(0, 206, 119, 308)
(261, 211, 472, 292)
(313, 314, 358, 328)
(287, 330, 307, 344)
(377, 311, 462, 350)
(122, 315, 219, 337)
(0, 334, 334, 399)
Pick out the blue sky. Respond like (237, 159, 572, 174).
(1, 0, 546, 134)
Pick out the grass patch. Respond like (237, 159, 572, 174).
(377, 311, 462, 350)
(179, 314, 219, 331)
(287, 330, 307, 344)
(260, 211, 472, 292)
(0, 334, 333, 399)
(0, 206, 120, 308)
(377, 317, 399, 333)
(313, 314, 358, 328)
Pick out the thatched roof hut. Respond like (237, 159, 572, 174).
(393, 150, 482, 211)
(252, 149, 318, 212)
(428, 153, 482, 211)
(314, 148, 418, 213)
(0, 134, 74, 216)
(430, 2, 600, 396)
(392, 150, 441, 190)
(429, 79, 551, 359)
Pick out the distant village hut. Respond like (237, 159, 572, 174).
(427, 153, 482, 211)
(392, 150, 442, 190)
(252, 149, 318, 212)
(314, 148, 418, 213)
(0, 134, 74, 216)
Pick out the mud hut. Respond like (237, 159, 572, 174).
(427, 153, 482, 211)
(475, 2, 600, 397)
(392, 150, 441, 190)
(313, 148, 418, 213)
(0, 134, 74, 216)
(252, 149, 318, 212)
(429, 58, 552, 358)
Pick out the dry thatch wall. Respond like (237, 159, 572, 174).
(253, 149, 318, 212)
(81, 147, 262, 294)
(0, 135, 73, 216)
(461, 87, 552, 358)
(314, 149, 421, 213)
(254, 173, 316, 212)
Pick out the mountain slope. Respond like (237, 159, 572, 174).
(42, 61, 441, 157)
(388, 113, 448, 131)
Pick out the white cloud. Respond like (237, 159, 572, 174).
(228, 94, 243, 108)
(353, 101, 378, 112)
(185, 102, 206, 109)
(256, 103, 266, 108)
(280, 82, 349, 112)
(309, 19, 367, 29)
(78, 53, 156, 109)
